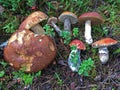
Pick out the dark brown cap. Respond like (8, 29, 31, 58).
(59, 11, 78, 24)
(4, 29, 56, 73)
(79, 12, 104, 25)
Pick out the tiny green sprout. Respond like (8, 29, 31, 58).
(43, 24, 55, 37)
(78, 58, 95, 76)
(60, 31, 71, 45)
(12, 69, 42, 86)
(0, 71, 5, 78)
(26, 0, 35, 7)
(54, 72, 63, 85)
(0, 61, 8, 68)
(73, 28, 79, 37)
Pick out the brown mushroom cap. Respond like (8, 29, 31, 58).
(19, 11, 48, 30)
(69, 39, 86, 50)
(4, 29, 56, 73)
(79, 12, 104, 25)
(58, 11, 78, 24)
(47, 17, 58, 26)
(92, 38, 118, 48)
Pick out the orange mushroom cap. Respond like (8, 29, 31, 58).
(69, 39, 86, 50)
(92, 38, 118, 48)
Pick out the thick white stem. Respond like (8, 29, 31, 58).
(98, 47, 109, 64)
(85, 20, 93, 44)
(68, 49, 81, 72)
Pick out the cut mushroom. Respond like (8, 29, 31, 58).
(68, 39, 86, 72)
(92, 38, 118, 64)
(19, 11, 48, 35)
(79, 12, 104, 44)
(4, 29, 56, 73)
(47, 17, 61, 36)
(59, 11, 78, 34)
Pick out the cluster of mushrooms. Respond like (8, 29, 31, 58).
(0, 11, 118, 73)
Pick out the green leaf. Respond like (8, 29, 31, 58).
(0, 71, 5, 77)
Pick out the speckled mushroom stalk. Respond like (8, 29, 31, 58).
(79, 12, 104, 44)
(47, 17, 61, 36)
(92, 38, 118, 64)
(98, 47, 109, 64)
(68, 39, 86, 72)
(59, 11, 78, 34)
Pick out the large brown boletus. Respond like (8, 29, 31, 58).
(79, 12, 104, 44)
(19, 11, 48, 35)
(4, 29, 56, 73)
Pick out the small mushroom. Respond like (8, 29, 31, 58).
(19, 11, 48, 35)
(47, 17, 61, 36)
(68, 39, 86, 72)
(58, 11, 78, 34)
(79, 12, 104, 44)
(4, 29, 56, 72)
(92, 38, 118, 64)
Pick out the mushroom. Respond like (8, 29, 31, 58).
(92, 38, 118, 64)
(68, 39, 86, 72)
(58, 11, 78, 34)
(47, 17, 61, 36)
(4, 29, 56, 72)
(0, 11, 48, 49)
(19, 11, 48, 35)
(79, 12, 104, 44)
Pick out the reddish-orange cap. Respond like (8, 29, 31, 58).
(92, 38, 118, 48)
(69, 39, 86, 50)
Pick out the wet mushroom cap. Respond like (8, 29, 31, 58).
(4, 29, 56, 73)
(92, 38, 118, 48)
(19, 11, 48, 30)
(79, 12, 104, 25)
(47, 17, 58, 26)
(69, 39, 86, 50)
(58, 11, 78, 24)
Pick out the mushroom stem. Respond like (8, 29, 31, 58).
(98, 47, 109, 64)
(68, 49, 81, 72)
(0, 40, 8, 49)
(64, 18, 71, 32)
(51, 21, 61, 36)
(31, 24, 45, 35)
(85, 20, 93, 44)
